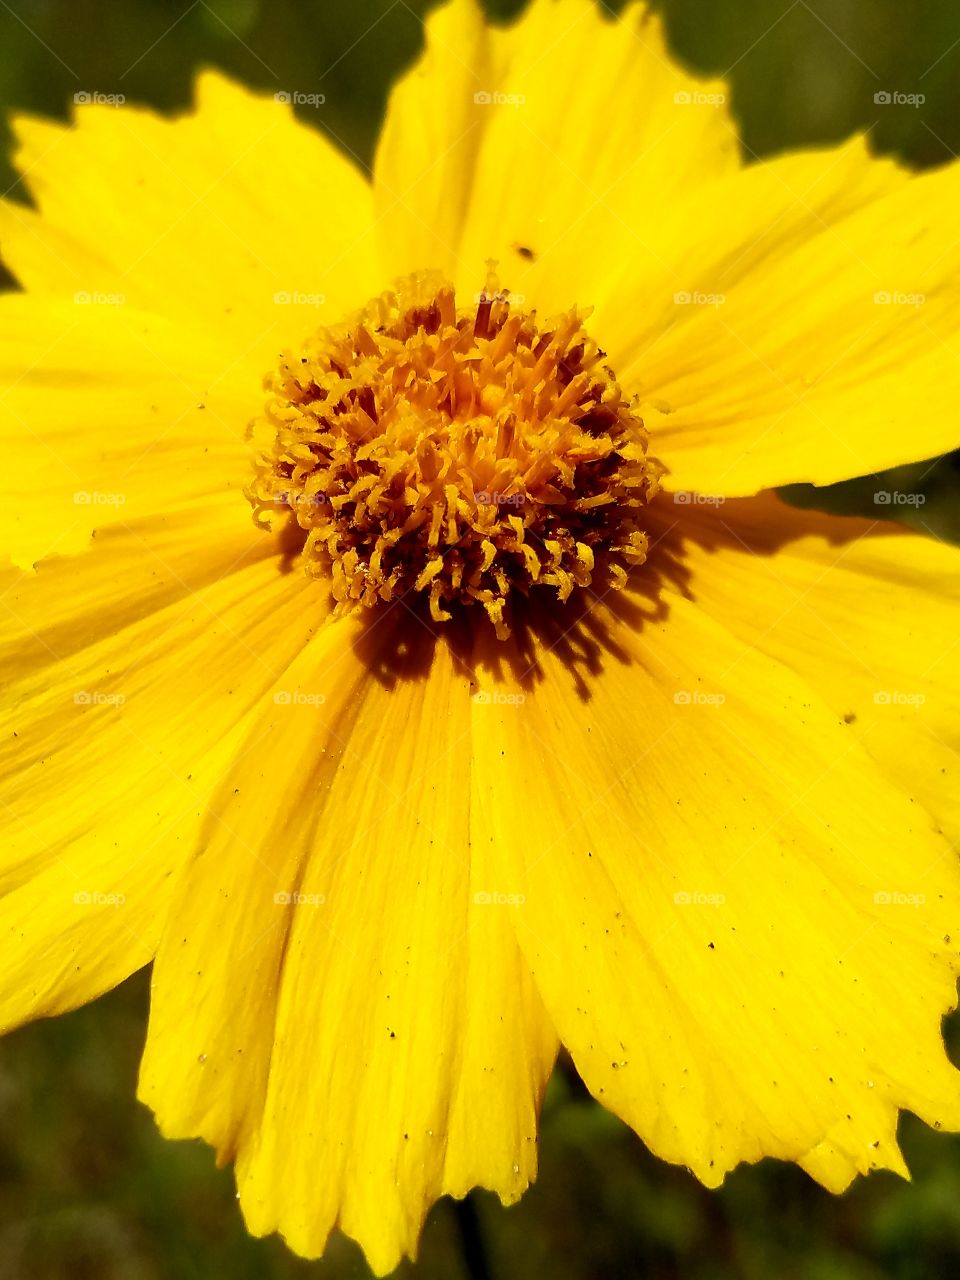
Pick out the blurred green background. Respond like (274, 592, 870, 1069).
(2, 1, 960, 1277)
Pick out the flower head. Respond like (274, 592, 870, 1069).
(3, 0, 960, 1274)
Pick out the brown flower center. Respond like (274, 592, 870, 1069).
(246, 271, 659, 638)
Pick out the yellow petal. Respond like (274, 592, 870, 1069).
(647, 490, 960, 845)
(0, 72, 380, 361)
(374, 0, 494, 281)
(0, 293, 254, 568)
(375, 0, 737, 310)
(597, 143, 960, 494)
(471, 585, 960, 1191)
(139, 616, 558, 1276)
(0, 518, 316, 1034)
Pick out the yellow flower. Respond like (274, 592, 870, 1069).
(3, 0, 960, 1272)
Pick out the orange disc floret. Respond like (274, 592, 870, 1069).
(247, 271, 660, 637)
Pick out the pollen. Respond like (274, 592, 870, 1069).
(246, 270, 660, 639)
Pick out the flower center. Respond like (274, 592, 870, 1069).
(246, 271, 659, 638)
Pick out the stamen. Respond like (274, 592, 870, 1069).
(246, 270, 660, 638)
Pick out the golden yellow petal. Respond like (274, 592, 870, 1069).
(470, 580, 960, 1191)
(0, 72, 380, 363)
(0, 521, 317, 1033)
(375, 0, 738, 311)
(599, 143, 960, 493)
(647, 490, 960, 845)
(139, 615, 558, 1276)
(0, 293, 254, 568)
